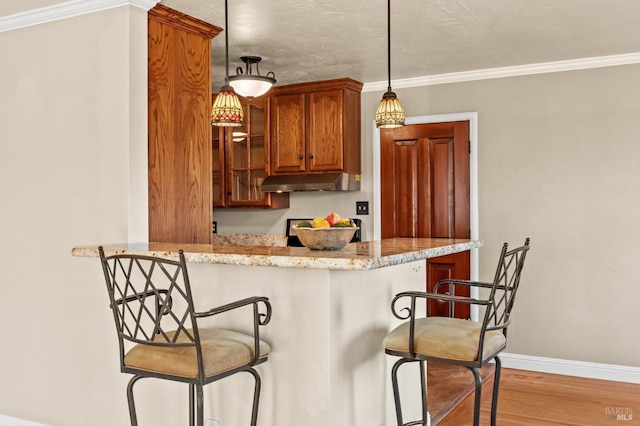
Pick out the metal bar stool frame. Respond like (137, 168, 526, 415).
(99, 247, 272, 426)
(384, 238, 530, 426)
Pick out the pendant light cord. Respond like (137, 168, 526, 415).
(386, 0, 392, 93)
(224, 0, 230, 84)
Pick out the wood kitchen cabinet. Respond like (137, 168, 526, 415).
(213, 95, 289, 208)
(269, 78, 362, 175)
(147, 5, 221, 244)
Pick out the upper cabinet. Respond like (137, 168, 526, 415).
(147, 5, 221, 244)
(269, 78, 363, 175)
(212, 96, 289, 209)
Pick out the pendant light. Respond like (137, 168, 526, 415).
(229, 56, 276, 98)
(211, 0, 243, 127)
(375, 0, 405, 128)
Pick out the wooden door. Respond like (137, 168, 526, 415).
(307, 89, 344, 172)
(381, 121, 471, 318)
(270, 92, 306, 174)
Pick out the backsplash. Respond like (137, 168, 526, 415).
(213, 191, 369, 238)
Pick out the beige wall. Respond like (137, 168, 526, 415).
(362, 64, 640, 367)
(0, 6, 148, 425)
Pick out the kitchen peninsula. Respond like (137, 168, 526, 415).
(72, 237, 482, 426)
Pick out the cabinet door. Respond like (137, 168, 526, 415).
(216, 97, 289, 209)
(307, 89, 344, 172)
(270, 92, 306, 174)
(212, 125, 225, 207)
(228, 100, 267, 206)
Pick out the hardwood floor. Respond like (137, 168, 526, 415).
(437, 368, 640, 426)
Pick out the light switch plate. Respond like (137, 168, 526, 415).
(356, 201, 369, 215)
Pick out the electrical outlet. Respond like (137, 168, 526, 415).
(205, 419, 219, 426)
(410, 261, 425, 280)
(356, 201, 369, 215)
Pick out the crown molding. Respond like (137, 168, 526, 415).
(0, 414, 46, 425)
(0, 0, 159, 33)
(363, 52, 640, 92)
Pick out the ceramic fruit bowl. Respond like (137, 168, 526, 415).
(293, 226, 359, 250)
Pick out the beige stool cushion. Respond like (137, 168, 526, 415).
(383, 317, 506, 362)
(124, 328, 271, 378)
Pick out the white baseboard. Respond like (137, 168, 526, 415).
(500, 352, 640, 384)
(0, 415, 47, 426)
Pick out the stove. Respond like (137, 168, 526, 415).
(285, 218, 362, 247)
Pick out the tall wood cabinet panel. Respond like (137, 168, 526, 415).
(147, 5, 221, 244)
(269, 78, 362, 175)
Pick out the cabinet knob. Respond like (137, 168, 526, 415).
(309, 154, 314, 159)
(298, 154, 304, 160)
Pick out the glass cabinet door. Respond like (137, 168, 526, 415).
(212, 125, 225, 207)
(212, 93, 288, 209)
(229, 98, 267, 206)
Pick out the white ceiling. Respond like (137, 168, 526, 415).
(160, 0, 640, 91)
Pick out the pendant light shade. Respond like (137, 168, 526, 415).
(375, 90, 405, 128)
(229, 56, 276, 98)
(376, 0, 405, 128)
(212, 0, 243, 127)
(211, 85, 244, 126)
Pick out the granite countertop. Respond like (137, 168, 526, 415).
(72, 238, 482, 271)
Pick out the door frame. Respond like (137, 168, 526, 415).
(373, 111, 480, 319)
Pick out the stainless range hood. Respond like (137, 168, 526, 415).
(260, 173, 360, 192)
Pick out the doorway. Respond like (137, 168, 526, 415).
(373, 112, 479, 318)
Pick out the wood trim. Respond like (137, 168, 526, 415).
(148, 3, 222, 38)
(271, 78, 363, 96)
(344, 86, 361, 173)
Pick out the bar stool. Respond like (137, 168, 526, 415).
(383, 238, 530, 426)
(98, 247, 272, 426)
